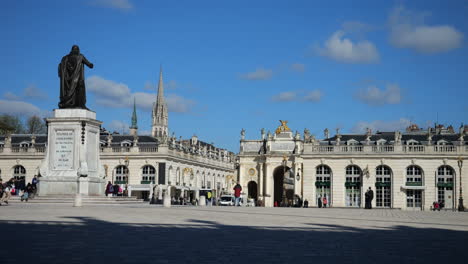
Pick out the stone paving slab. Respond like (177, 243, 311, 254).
(1, 203, 467, 263)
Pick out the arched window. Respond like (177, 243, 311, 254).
(406, 165, 423, 209)
(437, 165, 454, 209)
(115, 165, 128, 183)
(315, 165, 332, 206)
(375, 165, 392, 208)
(345, 165, 362, 207)
(13, 165, 26, 180)
(345, 165, 361, 182)
(141, 165, 156, 184)
(406, 166, 423, 185)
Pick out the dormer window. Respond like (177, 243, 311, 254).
(121, 140, 132, 147)
(437, 140, 449, 145)
(347, 139, 358, 146)
(407, 139, 419, 145)
(19, 141, 30, 148)
(376, 139, 387, 145)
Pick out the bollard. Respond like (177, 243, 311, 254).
(74, 193, 82, 207)
(199, 195, 206, 207)
(163, 193, 171, 208)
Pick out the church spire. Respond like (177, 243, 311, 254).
(130, 97, 138, 136)
(130, 97, 137, 129)
(152, 66, 169, 138)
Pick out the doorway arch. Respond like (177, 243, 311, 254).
(247, 181, 258, 201)
(273, 166, 292, 206)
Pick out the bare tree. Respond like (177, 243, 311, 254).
(26, 115, 46, 134)
(0, 114, 24, 134)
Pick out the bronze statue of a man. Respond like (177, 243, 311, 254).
(58, 45, 93, 109)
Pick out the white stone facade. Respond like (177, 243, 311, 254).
(238, 122, 468, 211)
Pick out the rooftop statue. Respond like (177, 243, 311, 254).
(275, 120, 291, 134)
(58, 45, 94, 109)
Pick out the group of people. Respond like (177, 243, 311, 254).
(0, 176, 38, 206)
(317, 195, 329, 208)
(364, 187, 374, 209)
(105, 181, 123, 197)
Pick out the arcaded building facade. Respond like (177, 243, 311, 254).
(239, 122, 468, 210)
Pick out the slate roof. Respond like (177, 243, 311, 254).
(323, 131, 463, 145)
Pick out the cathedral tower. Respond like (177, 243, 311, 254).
(129, 97, 138, 136)
(151, 67, 168, 138)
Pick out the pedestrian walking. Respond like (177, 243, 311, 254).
(0, 181, 13, 206)
(322, 196, 328, 208)
(318, 195, 322, 208)
(233, 182, 242, 206)
(105, 181, 113, 196)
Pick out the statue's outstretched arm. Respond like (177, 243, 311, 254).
(82, 56, 94, 69)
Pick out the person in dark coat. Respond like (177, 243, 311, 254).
(368, 187, 374, 209)
(318, 195, 322, 208)
(113, 184, 119, 197)
(105, 181, 113, 196)
(365, 187, 374, 209)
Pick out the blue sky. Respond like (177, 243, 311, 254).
(1, 0, 467, 152)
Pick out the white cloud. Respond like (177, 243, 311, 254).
(165, 94, 195, 113)
(389, 6, 463, 53)
(291, 63, 305, 73)
(272, 92, 297, 102)
(144, 80, 177, 91)
(90, 0, 133, 10)
(240, 67, 273, 80)
(3, 84, 47, 101)
(86, 75, 195, 113)
(316, 30, 380, 63)
(166, 80, 177, 90)
(355, 83, 401, 106)
(0, 100, 42, 116)
(351, 118, 411, 133)
(87, 75, 131, 100)
(304, 90, 323, 102)
(23, 84, 47, 99)
(105, 120, 129, 134)
(271, 89, 323, 103)
(3, 92, 21, 100)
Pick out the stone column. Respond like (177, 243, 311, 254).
(258, 162, 264, 197)
(264, 163, 273, 207)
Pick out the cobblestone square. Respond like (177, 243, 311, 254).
(1, 203, 467, 263)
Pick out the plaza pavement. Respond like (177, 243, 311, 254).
(1, 203, 467, 263)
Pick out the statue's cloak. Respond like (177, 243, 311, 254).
(58, 53, 89, 109)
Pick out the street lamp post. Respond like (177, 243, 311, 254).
(124, 157, 129, 197)
(458, 157, 464, 212)
(282, 156, 287, 207)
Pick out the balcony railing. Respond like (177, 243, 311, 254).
(35, 146, 45, 152)
(139, 146, 158, 152)
(372, 146, 394, 152)
(304, 145, 467, 155)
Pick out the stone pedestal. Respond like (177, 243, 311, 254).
(199, 195, 206, 206)
(38, 109, 105, 196)
(163, 193, 171, 208)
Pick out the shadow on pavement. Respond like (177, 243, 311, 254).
(1, 216, 466, 264)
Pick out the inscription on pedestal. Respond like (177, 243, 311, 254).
(54, 130, 74, 170)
